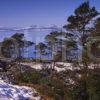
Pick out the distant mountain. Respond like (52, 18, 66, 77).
(0, 25, 62, 31)
(0, 25, 62, 42)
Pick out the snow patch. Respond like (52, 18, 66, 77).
(0, 78, 41, 100)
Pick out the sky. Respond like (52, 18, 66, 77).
(0, 0, 100, 28)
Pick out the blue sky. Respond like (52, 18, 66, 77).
(0, 0, 100, 27)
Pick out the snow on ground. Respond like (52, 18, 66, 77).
(0, 78, 41, 100)
(21, 62, 100, 72)
(21, 62, 73, 72)
(21, 63, 42, 70)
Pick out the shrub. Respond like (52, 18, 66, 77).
(20, 71, 42, 84)
(38, 76, 67, 100)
